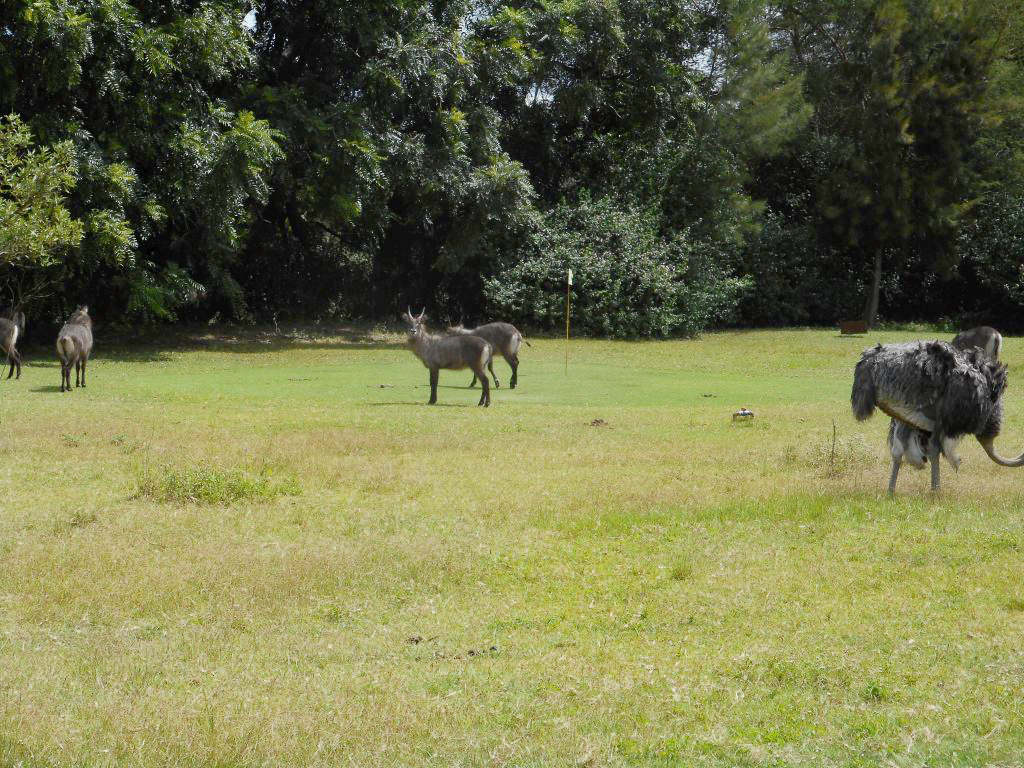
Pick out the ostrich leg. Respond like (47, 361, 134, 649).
(928, 435, 941, 491)
(888, 457, 902, 495)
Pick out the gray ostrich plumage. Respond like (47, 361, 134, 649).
(852, 340, 1024, 492)
(884, 328, 1003, 490)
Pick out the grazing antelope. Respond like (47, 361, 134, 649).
(56, 305, 93, 392)
(447, 321, 530, 389)
(0, 311, 23, 379)
(404, 308, 491, 407)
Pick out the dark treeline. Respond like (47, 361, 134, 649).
(2, 0, 1023, 337)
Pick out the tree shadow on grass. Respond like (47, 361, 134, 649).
(19, 345, 172, 364)
(131, 322, 406, 354)
(19, 321, 406, 359)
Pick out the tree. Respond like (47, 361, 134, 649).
(244, 0, 537, 319)
(1, 0, 280, 320)
(0, 114, 83, 305)
(777, 0, 1015, 327)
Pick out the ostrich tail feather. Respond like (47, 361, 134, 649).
(852, 354, 878, 421)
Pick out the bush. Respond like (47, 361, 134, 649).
(732, 208, 866, 326)
(482, 195, 750, 338)
(954, 191, 1024, 331)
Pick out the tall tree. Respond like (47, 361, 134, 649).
(0, 0, 280, 320)
(777, 0, 1015, 327)
(0, 113, 83, 306)
(245, 0, 537, 319)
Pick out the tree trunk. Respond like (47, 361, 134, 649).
(862, 250, 882, 328)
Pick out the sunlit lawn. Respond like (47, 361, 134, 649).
(1, 326, 1023, 766)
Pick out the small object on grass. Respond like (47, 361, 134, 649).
(732, 407, 754, 421)
(590, 419, 607, 427)
(702, 393, 715, 398)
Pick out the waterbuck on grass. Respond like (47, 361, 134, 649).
(447, 321, 530, 389)
(952, 325, 1002, 360)
(0, 310, 24, 380)
(56, 306, 93, 393)
(404, 308, 491, 407)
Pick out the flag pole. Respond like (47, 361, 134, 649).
(565, 269, 572, 374)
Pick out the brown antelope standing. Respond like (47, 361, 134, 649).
(404, 308, 491, 406)
(0, 309, 24, 379)
(447, 321, 530, 389)
(56, 305, 93, 392)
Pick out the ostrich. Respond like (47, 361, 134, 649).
(852, 340, 1024, 492)
(883, 328, 1004, 492)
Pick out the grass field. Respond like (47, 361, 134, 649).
(1, 326, 1024, 767)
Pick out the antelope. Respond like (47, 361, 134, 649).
(404, 308, 491, 406)
(0, 309, 24, 379)
(952, 326, 1002, 360)
(56, 305, 93, 392)
(447, 321, 530, 389)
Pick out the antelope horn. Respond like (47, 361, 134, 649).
(977, 437, 1024, 467)
(417, 307, 426, 322)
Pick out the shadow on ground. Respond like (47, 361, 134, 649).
(18, 322, 407, 359)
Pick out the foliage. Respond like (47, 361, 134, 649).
(733, 208, 864, 326)
(955, 190, 1024, 329)
(243, 0, 538, 320)
(1, 0, 281, 321)
(773, 0, 1019, 325)
(2, 1, 1024, 329)
(484, 194, 750, 338)
(0, 114, 83, 270)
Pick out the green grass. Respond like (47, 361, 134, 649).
(1, 326, 1024, 766)
(136, 463, 300, 504)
